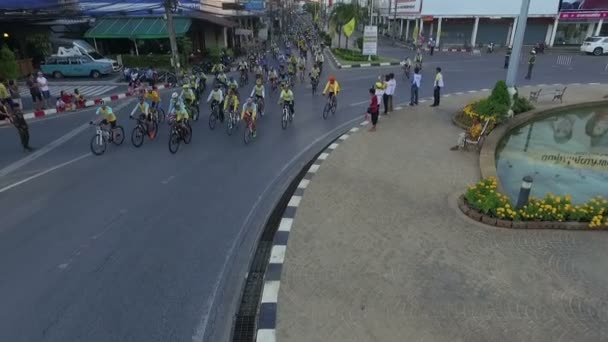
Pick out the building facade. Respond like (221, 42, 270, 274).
(376, 0, 608, 48)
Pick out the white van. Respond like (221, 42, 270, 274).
(580, 36, 608, 56)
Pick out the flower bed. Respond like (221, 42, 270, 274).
(459, 178, 608, 229)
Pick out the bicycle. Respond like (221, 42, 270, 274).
(188, 100, 200, 122)
(167, 116, 192, 154)
(299, 68, 305, 83)
(280, 102, 293, 130)
(226, 109, 239, 136)
(270, 78, 278, 93)
(255, 96, 265, 118)
(402, 64, 411, 80)
(89, 122, 125, 156)
(243, 112, 256, 145)
(239, 71, 248, 87)
(322, 94, 337, 120)
(151, 104, 165, 124)
(130, 115, 158, 148)
(208, 101, 221, 130)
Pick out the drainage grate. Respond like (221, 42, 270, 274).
(232, 134, 343, 342)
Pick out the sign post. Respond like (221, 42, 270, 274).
(363, 25, 378, 61)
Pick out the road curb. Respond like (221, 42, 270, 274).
(255, 123, 368, 342)
(326, 48, 403, 69)
(1, 83, 174, 125)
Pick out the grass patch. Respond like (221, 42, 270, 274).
(331, 48, 397, 65)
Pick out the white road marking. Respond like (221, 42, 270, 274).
(349, 127, 359, 133)
(297, 179, 310, 189)
(269, 245, 286, 264)
(349, 100, 369, 106)
(360, 120, 369, 126)
(261, 281, 280, 303)
(339, 134, 349, 140)
(0, 153, 91, 194)
(395, 106, 403, 110)
(328, 143, 339, 149)
(288, 196, 302, 207)
(256, 329, 276, 342)
(278, 218, 293, 232)
(467, 90, 477, 93)
(317, 152, 329, 160)
(161, 176, 176, 184)
(308, 164, 320, 173)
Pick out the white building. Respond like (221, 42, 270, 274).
(376, 0, 607, 48)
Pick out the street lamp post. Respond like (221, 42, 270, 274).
(505, 0, 532, 90)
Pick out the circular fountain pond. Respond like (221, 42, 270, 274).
(496, 104, 608, 204)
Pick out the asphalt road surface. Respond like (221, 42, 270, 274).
(0, 45, 606, 342)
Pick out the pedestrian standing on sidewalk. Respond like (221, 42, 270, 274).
(27, 74, 43, 111)
(367, 87, 379, 132)
(525, 49, 536, 80)
(431, 67, 444, 107)
(37, 72, 51, 109)
(8, 80, 22, 113)
(386, 73, 396, 113)
(382, 75, 390, 115)
(504, 48, 512, 69)
(429, 38, 436, 56)
(0, 102, 33, 152)
(410, 67, 421, 106)
(374, 76, 385, 112)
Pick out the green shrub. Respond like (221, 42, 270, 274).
(120, 54, 172, 68)
(321, 32, 332, 47)
(332, 48, 378, 62)
(474, 98, 509, 122)
(0, 46, 19, 80)
(488, 80, 510, 107)
(512, 93, 534, 115)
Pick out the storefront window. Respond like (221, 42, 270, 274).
(554, 23, 592, 45)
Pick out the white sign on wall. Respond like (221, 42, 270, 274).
(362, 25, 378, 56)
(396, 0, 422, 15)
(419, 0, 559, 16)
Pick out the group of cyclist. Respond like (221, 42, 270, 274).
(92, 15, 338, 143)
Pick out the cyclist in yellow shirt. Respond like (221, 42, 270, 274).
(322, 75, 341, 99)
(224, 88, 240, 116)
(241, 97, 258, 138)
(145, 87, 161, 111)
(278, 82, 295, 117)
(249, 78, 266, 116)
(93, 101, 117, 128)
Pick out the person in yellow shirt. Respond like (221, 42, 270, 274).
(145, 87, 161, 111)
(278, 82, 295, 117)
(241, 97, 258, 138)
(322, 75, 341, 101)
(224, 88, 240, 116)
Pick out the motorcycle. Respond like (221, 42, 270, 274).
(486, 42, 495, 53)
(535, 42, 545, 54)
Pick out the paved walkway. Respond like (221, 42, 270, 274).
(274, 84, 608, 342)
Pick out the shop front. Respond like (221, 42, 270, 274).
(552, 0, 608, 46)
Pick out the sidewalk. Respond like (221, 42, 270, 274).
(269, 84, 608, 342)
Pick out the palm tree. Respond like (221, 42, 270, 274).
(329, 3, 364, 49)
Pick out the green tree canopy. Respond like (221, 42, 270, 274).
(0, 46, 19, 80)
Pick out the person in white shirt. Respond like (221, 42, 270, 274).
(431, 67, 444, 107)
(385, 73, 396, 113)
(410, 67, 422, 106)
(36, 72, 50, 109)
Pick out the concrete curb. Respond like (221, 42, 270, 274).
(2, 83, 174, 124)
(326, 48, 403, 69)
(255, 122, 369, 342)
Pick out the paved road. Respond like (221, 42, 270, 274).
(0, 41, 607, 342)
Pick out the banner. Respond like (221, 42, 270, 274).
(343, 18, 355, 38)
(559, 0, 608, 11)
(362, 25, 378, 56)
(396, 0, 422, 15)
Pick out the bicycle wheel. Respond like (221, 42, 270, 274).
(331, 98, 337, 114)
(281, 109, 288, 129)
(112, 126, 125, 145)
(226, 115, 234, 136)
(209, 110, 218, 130)
(183, 124, 193, 144)
(149, 120, 158, 139)
(190, 105, 200, 122)
(168, 130, 180, 154)
(322, 102, 330, 119)
(244, 125, 252, 144)
(131, 126, 145, 147)
(90, 134, 106, 155)
(157, 108, 165, 124)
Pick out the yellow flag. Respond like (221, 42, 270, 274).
(412, 24, 419, 41)
(343, 18, 355, 38)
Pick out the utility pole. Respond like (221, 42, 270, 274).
(392, 0, 397, 42)
(506, 0, 531, 90)
(164, 0, 180, 81)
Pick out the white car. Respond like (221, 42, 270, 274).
(580, 36, 608, 56)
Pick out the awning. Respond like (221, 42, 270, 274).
(85, 17, 192, 39)
(188, 12, 238, 28)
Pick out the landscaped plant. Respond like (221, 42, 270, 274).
(332, 48, 378, 62)
(465, 178, 608, 228)
(512, 93, 534, 115)
(0, 46, 19, 80)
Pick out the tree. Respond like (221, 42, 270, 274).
(25, 33, 52, 66)
(0, 46, 19, 80)
(329, 3, 364, 49)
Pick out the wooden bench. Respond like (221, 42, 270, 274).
(528, 86, 567, 103)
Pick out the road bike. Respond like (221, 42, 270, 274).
(280, 102, 293, 130)
(168, 116, 192, 154)
(402, 63, 411, 80)
(243, 112, 256, 145)
(322, 94, 337, 120)
(151, 104, 165, 124)
(130, 115, 158, 147)
(270, 77, 278, 93)
(226, 109, 239, 136)
(255, 96, 265, 118)
(208, 101, 221, 130)
(299, 67, 305, 83)
(89, 122, 125, 156)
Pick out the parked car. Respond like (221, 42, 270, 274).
(53, 39, 122, 72)
(580, 36, 608, 56)
(40, 55, 113, 79)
